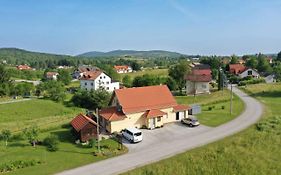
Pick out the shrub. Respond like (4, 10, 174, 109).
(0, 160, 42, 173)
(208, 107, 212, 111)
(256, 116, 281, 134)
(43, 134, 59, 152)
(88, 138, 96, 148)
(221, 105, 225, 110)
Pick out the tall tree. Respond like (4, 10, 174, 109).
(257, 54, 272, 73)
(230, 55, 238, 64)
(277, 51, 281, 62)
(168, 60, 190, 91)
(0, 64, 12, 96)
(23, 126, 39, 147)
(57, 69, 72, 85)
(245, 56, 258, 69)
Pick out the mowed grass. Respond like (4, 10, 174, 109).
(0, 99, 83, 132)
(0, 128, 127, 175)
(120, 68, 168, 79)
(122, 83, 281, 175)
(176, 90, 245, 126)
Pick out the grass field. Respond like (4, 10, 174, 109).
(120, 68, 168, 80)
(176, 90, 245, 126)
(0, 99, 84, 132)
(122, 83, 281, 175)
(0, 128, 127, 175)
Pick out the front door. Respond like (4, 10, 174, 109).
(149, 118, 156, 129)
(176, 112, 180, 120)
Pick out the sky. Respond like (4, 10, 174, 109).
(0, 0, 280, 56)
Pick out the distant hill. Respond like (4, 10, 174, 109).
(78, 50, 185, 58)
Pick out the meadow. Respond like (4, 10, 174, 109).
(122, 83, 281, 175)
(176, 90, 245, 126)
(119, 68, 168, 79)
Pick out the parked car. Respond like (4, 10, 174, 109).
(122, 127, 143, 143)
(181, 117, 200, 127)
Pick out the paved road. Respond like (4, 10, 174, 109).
(58, 86, 263, 175)
(14, 79, 41, 86)
(0, 98, 31, 105)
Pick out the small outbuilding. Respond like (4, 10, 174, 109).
(71, 114, 98, 142)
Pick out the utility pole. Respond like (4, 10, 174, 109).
(230, 83, 233, 115)
(96, 108, 100, 153)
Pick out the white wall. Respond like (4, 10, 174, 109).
(80, 72, 120, 92)
(239, 69, 260, 78)
(186, 81, 210, 95)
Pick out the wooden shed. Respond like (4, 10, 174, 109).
(71, 113, 98, 142)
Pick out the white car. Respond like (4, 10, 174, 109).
(181, 117, 200, 127)
(122, 127, 143, 143)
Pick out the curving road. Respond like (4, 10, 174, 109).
(57, 86, 263, 175)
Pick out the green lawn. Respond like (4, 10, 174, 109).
(120, 68, 168, 80)
(0, 99, 84, 132)
(176, 90, 245, 126)
(122, 83, 281, 175)
(0, 128, 127, 175)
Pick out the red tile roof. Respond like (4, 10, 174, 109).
(114, 65, 130, 71)
(186, 74, 212, 82)
(99, 106, 126, 121)
(192, 69, 211, 76)
(114, 85, 178, 114)
(229, 64, 246, 74)
(71, 114, 98, 132)
(46, 72, 58, 77)
(17, 65, 32, 70)
(79, 70, 103, 80)
(173, 104, 191, 112)
(142, 109, 167, 119)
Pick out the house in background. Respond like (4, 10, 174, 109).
(114, 65, 133, 74)
(46, 72, 59, 80)
(72, 65, 100, 79)
(17, 64, 33, 70)
(266, 57, 273, 64)
(229, 64, 246, 75)
(99, 85, 190, 133)
(239, 68, 260, 79)
(185, 64, 212, 95)
(79, 70, 119, 92)
(71, 114, 98, 142)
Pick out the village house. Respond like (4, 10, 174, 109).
(16, 64, 32, 70)
(46, 72, 59, 80)
(71, 114, 98, 142)
(229, 64, 260, 79)
(80, 70, 119, 92)
(114, 65, 133, 74)
(72, 65, 100, 79)
(99, 85, 190, 133)
(185, 64, 212, 95)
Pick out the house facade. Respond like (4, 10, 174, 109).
(239, 68, 260, 79)
(46, 72, 59, 80)
(80, 71, 119, 92)
(71, 114, 98, 142)
(114, 65, 133, 74)
(99, 85, 190, 133)
(185, 65, 212, 95)
(17, 65, 32, 70)
(72, 65, 100, 79)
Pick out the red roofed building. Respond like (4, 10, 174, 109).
(114, 65, 133, 74)
(229, 64, 247, 75)
(185, 65, 212, 95)
(46, 72, 59, 80)
(71, 114, 98, 142)
(17, 65, 32, 70)
(99, 85, 190, 133)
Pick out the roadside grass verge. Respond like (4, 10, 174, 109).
(122, 83, 281, 175)
(176, 90, 245, 127)
(0, 128, 127, 175)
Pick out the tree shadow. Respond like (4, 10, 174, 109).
(50, 130, 75, 143)
(250, 91, 281, 98)
(8, 142, 27, 148)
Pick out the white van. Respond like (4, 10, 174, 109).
(122, 127, 143, 143)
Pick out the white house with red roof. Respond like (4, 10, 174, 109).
(99, 85, 190, 133)
(114, 65, 133, 74)
(79, 70, 119, 92)
(185, 64, 212, 95)
(46, 72, 59, 80)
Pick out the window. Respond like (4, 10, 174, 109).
(157, 117, 161, 122)
(106, 87, 109, 90)
(91, 83, 94, 86)
(85, 82, 87, 86)
(104, 76, 106, 79)
(106, 81, 109, 84)
(202, 84, 207, 89)
(248, 70, 253, 75)
(100, 76, 102, 79)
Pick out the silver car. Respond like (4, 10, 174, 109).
(181, 117, 200, 127)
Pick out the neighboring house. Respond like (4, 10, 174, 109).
(72, 65, 100, 79)
(99, 85, 190, 133)
(229, 64, 247, 75)
(238, 59, 246, 65)
(46, 72, 59, 80)
(185, 64, 212, 95)
(114, 65, 133, 74)
(266, 57, 273, 64)
(264, 74, 276, 84)
(239, 68, 260, 79)
(17, 65, 32, 70)
(80, 70, 119, 92)
(71, 114, 98, 142)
